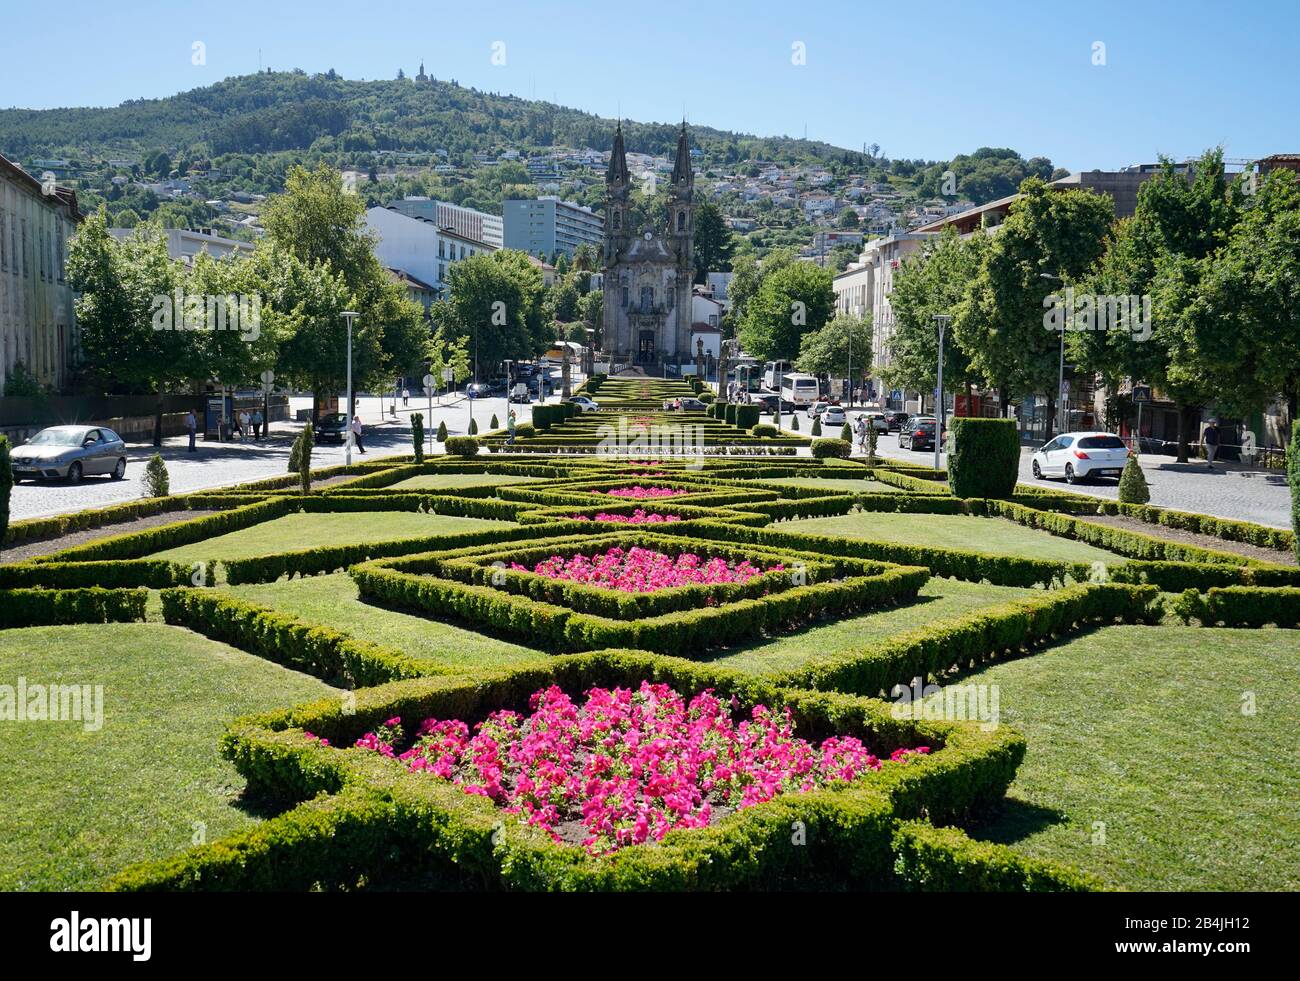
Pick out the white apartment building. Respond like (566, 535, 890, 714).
(364, 206, 496, 293)
(0, 154, 81, 391)
(832, 230, 936, 405)
(386, 197, 503, 249)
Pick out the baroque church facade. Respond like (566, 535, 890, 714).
(601, 123, 695, 369)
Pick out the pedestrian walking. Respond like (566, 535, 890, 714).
(252, 408, 264, 440)
(402, 387, 409, 407)
(507, 409, 517, 446)
(237, 409, 250, 442)
(351, 414, 366, 454)
(855, 415, 868, 453)
(185, 410, 197, 452)
(1204, 421, 1220, 468)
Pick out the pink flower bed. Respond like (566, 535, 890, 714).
(602, 485, 686, 499)
(567, 510, 683, 524)
(339, 682, 929, 854)
(512, 546, 777, 592)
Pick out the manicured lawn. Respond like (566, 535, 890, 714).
(0, 623, 337, 891)
(387, 473, 545, 491)
(700, 577, 1035, 675)
(224, 572, 549, 672)
(784, 511, 1124, 564)
(150, 511, 515, 563)
(767, 477, 906, 493)
(964, 625, 1300, 891)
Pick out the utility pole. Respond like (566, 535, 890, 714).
(340, 311, 359, 465)
(932, 314, 951, 473)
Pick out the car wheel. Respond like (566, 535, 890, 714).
(111, 458, 126, 480)
(67, 462, 84, 484)
(1065, 463, 1078, 484)
(1032, 461, 1043, 479)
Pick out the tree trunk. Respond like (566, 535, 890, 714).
(1176, 404, 1196, 464)
(153, 386, 164, 447)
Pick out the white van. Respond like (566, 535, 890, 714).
(780, 373, 819, 407)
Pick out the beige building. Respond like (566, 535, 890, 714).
(833, 230, 935, 404)
(0, 153, 81, 392)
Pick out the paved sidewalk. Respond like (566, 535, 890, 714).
(863, 428, 1293, 530)
(8, 393, 538, 522)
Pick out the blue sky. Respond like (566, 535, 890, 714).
(2, 0, 1296, 171)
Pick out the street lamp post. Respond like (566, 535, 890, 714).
(340, 311, 359, 465)
(932, 314, 952, 473)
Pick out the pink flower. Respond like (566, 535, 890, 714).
(338, 682, 929, 855)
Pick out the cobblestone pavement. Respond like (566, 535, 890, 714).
(861, 425, 1293, 530)
(8, 393, 536, 522)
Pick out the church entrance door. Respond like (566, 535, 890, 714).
(637, 331, 656, 364)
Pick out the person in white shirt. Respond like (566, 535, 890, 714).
(351, 414, 366, 453)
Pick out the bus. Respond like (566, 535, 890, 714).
(762, 360, 790, 392)
(780, 373, 820, 407)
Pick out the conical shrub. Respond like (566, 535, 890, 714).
(1118, 453, 1150, 504)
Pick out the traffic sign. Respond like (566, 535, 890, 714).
(1132, 385, 1151, 403)
(442, 366, 454, 382)
(422, 373, 435, 389)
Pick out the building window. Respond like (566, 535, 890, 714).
(439, 241, 445, 258)
(640, 286, 654, 314)
(621, 286, 629, 308)
(677, 210, 685, 232)
(612, 210, 621, 230)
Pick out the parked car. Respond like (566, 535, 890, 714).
(807, 399, 841, 419)
(315, 412, 349, 443)
(9, 425, 128, 484)
(863, 412, 890, 434)
(822, 405, 847, 426)
(899, 416, 945, 451)
(465, 383, 492, 399)
(509, 383, 531, 403)
(678, 397, 707, 412)
(885, 411, 911, 433)
(567, 395, 600, 412)
(1031, 432, 1130, 484)
(753, 393, 782, 415)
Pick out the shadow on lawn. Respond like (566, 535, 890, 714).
(967, 797, 1069, 845)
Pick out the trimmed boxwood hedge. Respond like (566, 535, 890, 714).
(1174, 585, 1300, 628)
(948, 418, 1019, 499)
(0, 559, 195, 590)
(891, 821, 1100, 891)
(0, 587, 148, 628)
(160, 588, 437, 686)
(772, 582, 1159, 696)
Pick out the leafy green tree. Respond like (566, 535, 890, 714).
(434, 250, 545, 376)
(1118, 453, 1150, 504)
(1082, 151, 1238, 460)
(67, 209, 189, 444)
(737, 261, 835, 361)
(794, 315, 872, 383)
(544, 276, 581, 324)
(692, 201, 734, 282)
(887, 227, 987, 401)
(954, 178, 1114, 436)
(1193, 168, 1300, 422)
(261, 164, 429, 399)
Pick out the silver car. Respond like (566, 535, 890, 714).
(9, 425, 128, 483)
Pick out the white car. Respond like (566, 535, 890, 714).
(822, 406, 847, 426)
(1031, 432, 1130, 484)
(567, 395, 600, 412)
